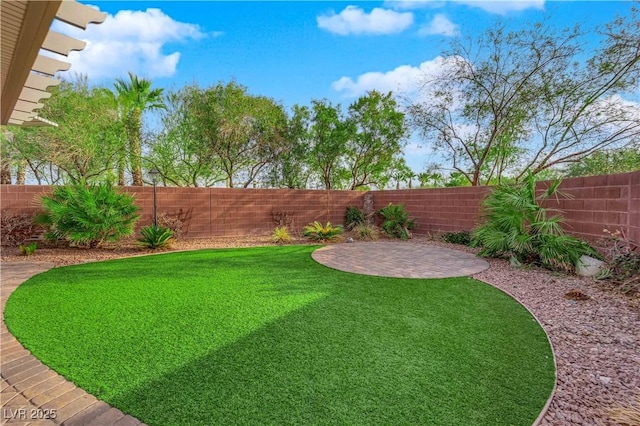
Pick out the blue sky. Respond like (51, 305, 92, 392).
(62, 1, 636, 173)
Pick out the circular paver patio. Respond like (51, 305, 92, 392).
(312, 242, 489, 278)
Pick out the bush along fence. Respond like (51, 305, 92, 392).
(1, 170, 638, 243)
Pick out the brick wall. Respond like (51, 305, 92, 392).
(0, 185, 364, 238)
(548, 172, 636, 242)
(1, 170, 638, 242)
(370, 186, 491, 235)
(373, 171, 639, 242)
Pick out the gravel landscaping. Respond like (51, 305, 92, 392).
(2, 236, 638, 425)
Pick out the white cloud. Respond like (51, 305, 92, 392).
(384, 1, 445, 10)
(463, 1, 544, 15)
(56, 8, 208, 80)
(386, 0, 545, 15)
(419, 14, 459, 36)
(317, 6, 414, 35)
(331, 56, 460, 99)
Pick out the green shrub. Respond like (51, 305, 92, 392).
(345, 206, 366, 230)
(441, 230, 473, 246)
(472, 172, 597, 273)
(137, 225, 174, 249)
(303, 221, 343, 242)
(378, 203, 415, 240)
(273, 226, 293, 244)
(19, 242, 37, 256)
(352, 224, 379, 241)
(35, 181, 139, 248)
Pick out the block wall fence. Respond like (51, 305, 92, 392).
(1, 170, 638, 243)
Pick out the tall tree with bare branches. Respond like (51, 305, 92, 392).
(409, 6, 640, 185)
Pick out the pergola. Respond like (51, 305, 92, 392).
(0, 0, 106, 127)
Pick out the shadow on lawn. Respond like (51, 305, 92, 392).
(105, 275, 553, 426)
(8, 246, 554, 426)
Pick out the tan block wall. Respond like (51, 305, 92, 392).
(0, 186, 365, 238)
(1, 170, 637, 242)
(370, 187, 491, 235)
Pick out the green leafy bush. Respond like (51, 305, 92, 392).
(378, 203, 414, 240)
(273, 226, 293, 244)
(472, 173, 596, 273)
(345, 206, 366, 230)
(35, 181, 139, 248)
(137, 225, 174, 249)
(1, 213, 38, 247)
(352, 224, 379, 241)
(19, 242, 37, 256)
(441, 231, 473, 246)
(303, 221, 343, 242)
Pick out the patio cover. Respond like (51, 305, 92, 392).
(0, 0, 106, 127)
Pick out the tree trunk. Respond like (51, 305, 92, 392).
(16, 159, 26, 184)
(1, 130, 12, 184)
(129, 110, 143, 186)
(0, 160, 10, 184)
(118, 149, 126, 186)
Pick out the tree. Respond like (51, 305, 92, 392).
(383, 157, 414, 190)
(2, 77, 123, 184)
(174, 82, 288, 188)
(114, 72, 165, 186)
(266, 105, 313, 188)
(345, 91, 408, 190)
(307, 99, 350, 189)
(147, 87, 225, 187)
(563, 145, 640, 177)
(409, 7, 640, 185)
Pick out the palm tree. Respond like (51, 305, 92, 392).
(114, 72, 164, 186)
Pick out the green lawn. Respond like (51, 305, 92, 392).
(5, 246, 554, 425)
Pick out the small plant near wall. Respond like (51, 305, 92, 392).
(472, 172, 597, 273)
(441, 231, 473, 246)
(345, 206, 366, 230)
(35, 181, 140, 248)
(595, 228, 640, 294)
(18, 242, 37, 256)
(1, 213, 39, 247)
(303, 221, 343, 242)
(378, 203, 415, 240)
(137, 225, 174, 249)
(273, 226, 293, 245)
(272, 210, 294, 228)
(157, 213, 184, 240)
(352, 224, 379, 241)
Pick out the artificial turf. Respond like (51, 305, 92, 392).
(5, 245, 554, 425)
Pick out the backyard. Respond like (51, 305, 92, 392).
(2, 235, 639, 425)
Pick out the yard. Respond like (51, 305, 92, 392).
(5, 245, 554, 425)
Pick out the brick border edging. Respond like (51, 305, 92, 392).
(470, 273, 558, 426)
(1, 263, 146, 426)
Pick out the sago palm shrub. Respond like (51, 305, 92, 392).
(472, 173, 596, 272)
(35, 181, 140, 248)
(137, 225, 174, 249)
(303, 221, 343, 242)
(378, 203, 414, 240)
